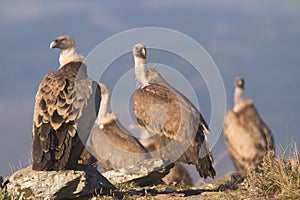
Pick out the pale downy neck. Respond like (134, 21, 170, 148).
(134, 57, 149, 88)
(97, 90, 110, 123)
(234, 87, 244, 108)
(59, 48, 77, 67)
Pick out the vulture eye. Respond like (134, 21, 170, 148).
(60, 39, 67, 45)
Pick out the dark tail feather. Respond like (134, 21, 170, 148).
(196, 155, 216, 179)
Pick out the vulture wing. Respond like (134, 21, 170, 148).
(133, 83, 215, 178)
(32, 62, 100, 170)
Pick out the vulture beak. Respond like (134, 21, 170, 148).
(50, 40, 59, 49)
(141, 47, 146, 57)
(135, 47, 146, 58)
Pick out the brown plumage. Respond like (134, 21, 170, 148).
(32, 34, 101, 170)
(132, 43, 215, 179)
(224, 77, 274, 175)
(91, 83, 149, 170)
(143, 140, 193, 186)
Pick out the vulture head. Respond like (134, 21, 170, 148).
(133, 43, 148, 88)
(50, 34, 83, 67)
(234, 77, 246, 110)
(235, 77, 245, 89)
(133, 43, 146, 59)
(50, 34, 76, 51)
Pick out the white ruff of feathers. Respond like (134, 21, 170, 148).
(59, 47, 85, 68)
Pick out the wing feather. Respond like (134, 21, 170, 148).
(133, 83, 215, 178)
(32, 62, 101, 170)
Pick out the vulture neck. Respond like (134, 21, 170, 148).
(97, 90, 110, 123)
(59, 48, 82, 68)
(234, 87, 244, 109)
(134, 57, 149, 88)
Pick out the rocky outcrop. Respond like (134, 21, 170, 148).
(103, 158, 174, 186)
(7, 165, 116, 199)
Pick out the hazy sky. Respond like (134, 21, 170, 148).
(1, 1, 299, 184)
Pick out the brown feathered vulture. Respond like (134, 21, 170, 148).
(32, 34, 101, 170)
(224, 77, 274, 175)
(131, 43, 216, 179)
(91, 83, 149, 170)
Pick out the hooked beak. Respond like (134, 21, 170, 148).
(50, 40, 58, 49)
(140, 48, 146, 57)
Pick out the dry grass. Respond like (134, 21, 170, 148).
(237, 142, 300, 199)
(0, 188, 9, 200)
(0, 177, 9, 200)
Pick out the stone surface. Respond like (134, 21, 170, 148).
(103, 158, 174, 186)
(7, 165, 116, 199)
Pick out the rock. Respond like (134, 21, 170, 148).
(103, 158, 174, 186)
(7, 165, 116, 199)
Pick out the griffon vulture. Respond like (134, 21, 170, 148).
(224, 77, 274, 175)
(132, 43, 215, 179)
(91, 83, 149, 170)
(32, 34, 101, 170)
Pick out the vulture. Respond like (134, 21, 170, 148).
(131, 43, 216, 179)
(32, 34, 101, 170)
(91, 83, 149, 170)
(224, 77, 274, 175)
(92, 83, 190, 185)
